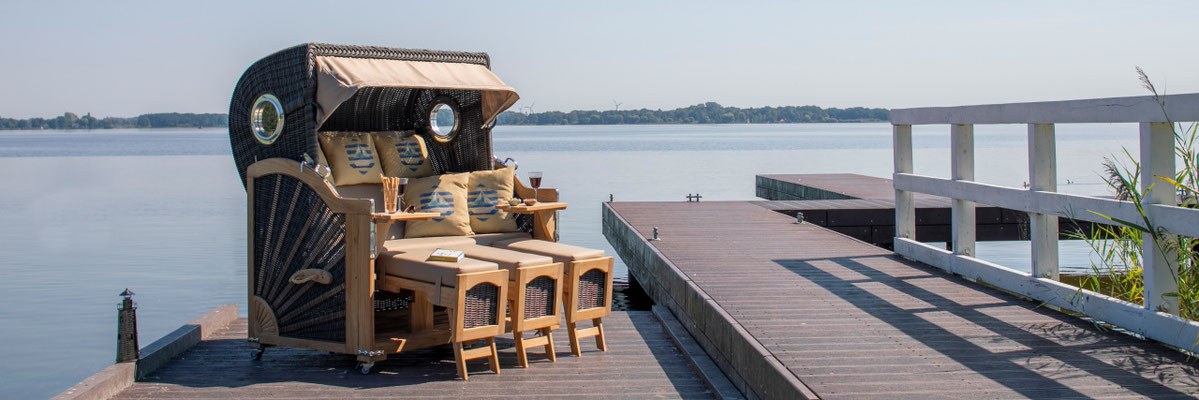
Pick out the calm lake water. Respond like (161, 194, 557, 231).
(0, 123, 1140, 398)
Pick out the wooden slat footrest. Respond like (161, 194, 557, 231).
(459, 345, 495, 361)
(574, 326, 601, 339)
(522, 334, 551, 347)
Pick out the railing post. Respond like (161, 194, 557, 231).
(894, 124, 914, 241)
(1140, 121, 1179, 314)
(1028, 123, 1059, 280)
(951, 124, 975, 257)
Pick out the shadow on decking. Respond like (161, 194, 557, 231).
(134, 312, 714, 398)
(773, 255, 1199, 398)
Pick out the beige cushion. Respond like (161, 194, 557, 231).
(402, 173, 474, 238)
(319, 132, 383, 186)
(493, 239, 605, 263)
(465, 167, 518, 234)
(374, 131, 434, 179)
(457, 244, 553, 272)
(379, 249, 497, 286)
(470, 232, 531, 246)
(383, 236, 477, 253)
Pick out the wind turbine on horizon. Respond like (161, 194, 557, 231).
(613, 100, 622, 111)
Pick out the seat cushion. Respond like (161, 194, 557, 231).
(493, 239, 605, 263)
(470, 232, 531, 246)
(319, 131, 383, 186)
(379, 249, 497, 286)
(374, 131, 434, 179)
(465, 167, 519, 234)
(402, 172, 474, 238)
(457, 244, 553, 272)
(382, 236, 477, 253)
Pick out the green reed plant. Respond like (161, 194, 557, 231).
(1071, 68, 1199, 321)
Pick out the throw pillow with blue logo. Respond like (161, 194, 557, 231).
(402, 172, 474, 238)
(466, 167, 518, 233)
(374, 131, 434, 179)
(317, 131, 383, 186)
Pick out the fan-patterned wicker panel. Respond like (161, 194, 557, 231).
(253, 174, 347, 342)
(577, 269, 607, 311)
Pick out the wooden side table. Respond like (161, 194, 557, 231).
(496, 202, 568, 242)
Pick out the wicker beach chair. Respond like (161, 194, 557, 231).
(231, 43, 521, 375)
(230, 43, 610, 376)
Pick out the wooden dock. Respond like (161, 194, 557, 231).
(755, 174, 1103, 247)
(603, 201, 1198, 399)
(100, 311, 721, 399)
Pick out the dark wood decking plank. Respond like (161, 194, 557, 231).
(112, 312, 716, 399)
(606, 201, 1199, 399)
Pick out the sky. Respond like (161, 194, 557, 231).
(1, 0, 1197, 118)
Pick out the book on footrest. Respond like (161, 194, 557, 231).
(427, 249, 465, 263)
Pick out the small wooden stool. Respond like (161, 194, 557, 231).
(492, 239, 614, 356)
(456, 244, 565, 367)
(449, 270, 509, 380)
(378, 250, 509, 380)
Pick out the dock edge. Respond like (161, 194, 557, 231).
(53, 304, 239, 400)
(603, 203, 820, 400)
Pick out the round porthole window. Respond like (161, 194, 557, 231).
(251, 94, 284, 145)
(429, 100, 460, 143)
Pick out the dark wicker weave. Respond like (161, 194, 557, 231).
(463, 283, 500, 329)
(229, 43, 494, 186)
(253, 174, 347, 342)
(374, 290, 414, 312)
(515, 214, 535, 235)
(321, 87, 492, 174)
(524, 276, 556, 319)
(577, 269, 607, 311)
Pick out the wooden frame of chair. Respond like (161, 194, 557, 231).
(563, 257, 615, 356)
(507, 263, 564, 367)
(450, 270, 509, 380)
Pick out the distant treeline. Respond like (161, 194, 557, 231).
(1, 103, 887, 130)
(497, 102, 889, 125)
(0, 112, 228, 130)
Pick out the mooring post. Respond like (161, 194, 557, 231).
(117, 288, 139, 363)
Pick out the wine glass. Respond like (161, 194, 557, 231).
(528, 171, 543, 203)
(397, 178, 408, 211)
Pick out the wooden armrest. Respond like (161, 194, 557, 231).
(371, 212, 441, 222)
(496, 202, 568, 214)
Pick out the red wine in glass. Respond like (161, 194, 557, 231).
(397, 178, 409, 210)
(528, 171, 543, 202)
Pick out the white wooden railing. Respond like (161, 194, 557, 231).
(890, 93, 1199, 351)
